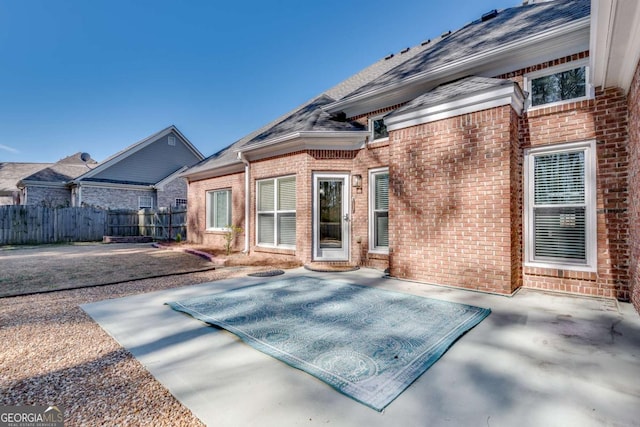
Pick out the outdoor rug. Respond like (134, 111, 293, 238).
(166, 276, 491, 411)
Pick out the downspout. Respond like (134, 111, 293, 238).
(237, 152, 250, 254)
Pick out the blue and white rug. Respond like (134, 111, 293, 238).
(166, 276, 490, 411)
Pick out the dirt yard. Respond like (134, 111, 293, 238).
(0, 242, 302, 297)
(0, 241, 303, 425)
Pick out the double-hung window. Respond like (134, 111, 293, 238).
(525, 59, 591, 109)
(524, 141, 596, 271)
(206, 189, 232, 230)
(257, 176, 296, 248)
(369, 168, 389, 253)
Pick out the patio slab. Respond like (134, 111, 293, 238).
(82, 267, 640, 427)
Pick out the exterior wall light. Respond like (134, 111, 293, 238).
(352, 174, 362, 189)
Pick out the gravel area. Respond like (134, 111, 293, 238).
(0, 266, 271, 426)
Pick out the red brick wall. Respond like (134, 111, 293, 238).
(188, 146, 390, 268)
(187, 172, 245, 249)
(520, 89, 630, 299)
(350, 141, 390, 270)
(388, 105, 518, 294)
(628, 59, 640, 311)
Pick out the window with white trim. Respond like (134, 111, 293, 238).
(138, 196, 153, 209)
(206, 189, 232, 230)
(525, 59, 592, 109)
(369, 168, 389, 253)
(524, 141, 596, 271)
(369, 117, 388, 142)
(175, 198, 187, 207)
(257, 176, 296, 248)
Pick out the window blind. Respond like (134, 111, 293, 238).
(533, 151, 586, 262)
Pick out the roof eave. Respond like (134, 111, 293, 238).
(235, 131, 368, 162)
(385, 82, 525, 132)
(590, 0, 640, 93)
(325, 17, 590, 117)
(17, 180, 70, 189)
(181, 161, 245, 182)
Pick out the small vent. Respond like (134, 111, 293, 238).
(400, 47, 410, 54)
(421, 39, 431, 46)
(384, 53, 394, 60)
(168, 136, 176, 146)
(481, 9, 498, 21)
(441, 30, 451, 38)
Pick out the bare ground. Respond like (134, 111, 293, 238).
(0, 242, 302, 426)
(0, 242, 302, 297)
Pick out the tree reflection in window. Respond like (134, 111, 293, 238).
(531, 66, 586, 107)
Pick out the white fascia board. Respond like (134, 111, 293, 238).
(18, 180, 68, 189)
(234, 131, 368, 161)
(618, 0, 640, 91)
(180, 162, 245, 182)
(590, 0, 640, 92)
(385, 84, 525, 132)
(326, 18, 590, 117)
(589, 0, 613, 88)
(76, 181, 154, 190)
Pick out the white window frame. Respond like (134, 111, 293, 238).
(524, 59, 593, 111)
(369, 115, 389, 142)
(138, 196, 153, 209)
(369, 167, 389, 254)
(256, 175, 296, 249)
(523, 140, 597, 272)
(206, 189, 232, 231)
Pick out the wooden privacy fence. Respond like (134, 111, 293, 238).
(0, 206, 106, 244)
(0, 206, 187, 245)
(106, 208, 187, 240)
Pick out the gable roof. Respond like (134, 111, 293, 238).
(74, 125, 204, 186)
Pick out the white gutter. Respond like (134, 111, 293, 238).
(237, 151, 251, 254)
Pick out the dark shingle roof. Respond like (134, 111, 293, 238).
(387, 76, 515, 117)
(0, 162, 51, 193)
(340, 0, 590, 101)
(21, 153, 97, 184)
(244, 95, 365, 146)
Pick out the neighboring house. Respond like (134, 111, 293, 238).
(0, 162, 51, 205)
(69, 126, 204, 210)
(9, 126, 203, 210)
(182, 0, 640, 313)
(17, 153, 98, 207)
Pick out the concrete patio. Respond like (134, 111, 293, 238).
(82, 267, 640, 427)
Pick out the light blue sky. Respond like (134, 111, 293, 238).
(1, 0, 519, 164)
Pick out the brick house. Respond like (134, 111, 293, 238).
(13, 126, 203, 210)
(183, 0, 640, 312)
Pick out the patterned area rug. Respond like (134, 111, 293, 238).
(166, 276, 490, 411)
